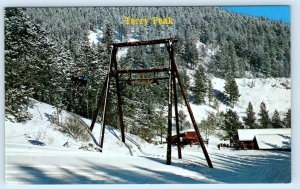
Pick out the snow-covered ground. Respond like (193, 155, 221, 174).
(5, 99, 291, 184)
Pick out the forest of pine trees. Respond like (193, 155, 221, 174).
(5, 7, 291, 142)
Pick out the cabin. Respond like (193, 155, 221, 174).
(237, 128, 291, 150)
(170, 129, 206, 146)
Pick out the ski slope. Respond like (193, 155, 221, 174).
(5, 99, 291, 184)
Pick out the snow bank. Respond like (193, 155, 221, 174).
(5, 99, 291, 184)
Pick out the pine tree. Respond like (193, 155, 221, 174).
(182, 40, 198, 68)
(5, 8, 65, 121)
(283, 108, 291, 128)
(224, 76, 240, 107)
(153, 106, 167, 144)
(207, 79, 214, 106)
(176, 69, 190, 104)
(220, 109, 243, 145)
(5, 8, 34, 121)
(201, 112, 217, 140)
(178, 110, 187, 131)
(271, 109, 282, 128)
(258, 101, 271, 128)
(192, 65, 207, 104)
(242, 102, 257, 129)
(102, 24, 114, 53)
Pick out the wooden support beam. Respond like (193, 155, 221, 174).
(113, 47, 126, 143)
(119, 77, 169, 82)
(115, 68, 169, 74)
(90, 76, 108, 131)
(170, 45, 213, 168)
(172, 70, 182, 159)
(166, 48, 173, 165)
(99, 46, 116, 151)
(119, 77, 168, 85)
(113, 38, 178, 47)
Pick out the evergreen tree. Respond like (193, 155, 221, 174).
(283, 108, 291, 128)
(182, 40, 198, 68)
(5, 8, 68, 121)
(153, 106, 167, 144)
(176, 69, 190, 104)
(224, 76, 240, 107)
(192, 65, 207, 104)
(102, 24, 114, 53)
(220, 109, 243, 145)
(207, 79, 214, 106)
(200, 112, 217, 140)
(242, 102, 257, 129)
(258, 101, 271, 128)
(177, 110, 191, 131)
(5, 8, 34, 121)
(178, 110, 187, 131)
(271, 109, 282, 128)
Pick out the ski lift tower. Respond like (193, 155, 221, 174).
(89, 38, 213, 168)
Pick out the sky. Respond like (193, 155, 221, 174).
(220, 6, 290, 24)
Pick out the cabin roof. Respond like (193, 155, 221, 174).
(238, 128, 291, 141)
(254, 134, 291, 150)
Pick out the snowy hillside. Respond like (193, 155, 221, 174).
(88, 30, 137, 60)
(171, 77, 291, 130)
(5, 99, 291, 184)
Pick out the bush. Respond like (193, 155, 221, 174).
(58, 116, 90, 142)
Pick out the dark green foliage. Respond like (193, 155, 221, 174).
(5, 8, 72, 121)
(25, 7, 290, 79)
(258, 101, 271, 128)
(181, 40, 198, 68)
(5, 8, 36, 121)
(224, 76, 240, 107)
(153, 106, 167, 144)
(192, 65, 207, 104)
(242, 102, 257, 129)
(284, 108, 291, 128)
(176, 69, 190, 104)
(178, 110, 191, 131)
(207, 79, 214, 106)
(271, 109, 283, 128)
(200, 112, 217, 140)
(220, 109, 243, 145)
(102, 24, 114, 52)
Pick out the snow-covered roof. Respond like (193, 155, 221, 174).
(238, 128, 291, 141)
(182, 129, 196, 133)
(254, 134, 291, 150)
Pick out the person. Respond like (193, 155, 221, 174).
(217, 144, 220, 150)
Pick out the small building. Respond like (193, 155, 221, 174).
(170, 129, 202, 145)
(237, 128, 291, 150)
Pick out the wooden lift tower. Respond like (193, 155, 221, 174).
(89, 38, 213, 168)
